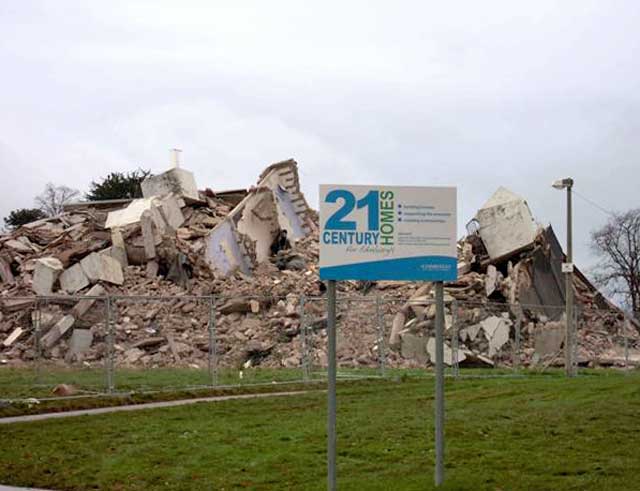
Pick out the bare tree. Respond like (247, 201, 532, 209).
(591, 208, 640, 317)
(35, 183, 80, 217)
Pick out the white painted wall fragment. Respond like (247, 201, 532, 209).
(141, 167, 199, 202)
(476, 187, 538, 260)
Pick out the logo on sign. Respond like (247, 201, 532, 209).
(322, 189, 396, 246)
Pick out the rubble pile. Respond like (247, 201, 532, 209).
(381, 188, 640, 368)
(1, 161, 638, 371)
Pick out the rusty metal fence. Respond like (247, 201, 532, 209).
(1, 294, 638, 401)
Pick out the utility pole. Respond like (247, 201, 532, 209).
(552, 177, 575, 377)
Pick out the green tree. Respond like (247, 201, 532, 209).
(3, 208, 47, 230)
(85, 169, 152, 201)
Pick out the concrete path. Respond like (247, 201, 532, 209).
(0, 486, 52, 490)
(0, 390, 317, 425)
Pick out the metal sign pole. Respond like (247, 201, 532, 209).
(434, 281, 445, 487)
(327, 279, 337, 491)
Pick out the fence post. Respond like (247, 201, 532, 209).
(105, 296, 115, 394)
(300, 294, 310, 383)
(451, 300, 459, 378)
(34, 299, 42, 385)
(624, 315, 630, 374)
(572, 306, 579, 376)
(208, 295, 218, 386)
(376, 296, 386, 378)
(513, 305, 522, 372)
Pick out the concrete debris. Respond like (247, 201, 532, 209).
(400, 333, 428, 364)
(141, 210, 157, 260)
(0, 257, 15, 284)
(59, 262, 90, 293)
(109, 228, 129, 268)
(69, 329, 93, 356)
(104, 197, 157, 229)
(32, 257, 64, 295)
(2, 327, 24, 347)
(80, 252, 124, 285)
(205, 159, 313, 277)
(426, 338, 464, 366)
(141, 167, 200, 203)
(52, 383, 78, 396)
(480, 316, 511, 356)
(72, 285, 106, 318)
(0, 163, 637, 370)
(475, 187, 539, 260)
(41, 315, 75, 349)
(4, 239, 34, 254)
(534, 321, 565, 358)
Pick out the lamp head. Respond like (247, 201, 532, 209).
(552, 178, 574, 190)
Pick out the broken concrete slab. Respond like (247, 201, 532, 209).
(400, 333, 428, 364)
(41, 315, 75, 349)
(59, 262, 90, 293)
(104, 197, 156, 229)
(4, 239, 34, 254)
(459, 351, 493, 368)
(2, 327, 24, 347)
(488, 321, 510, 357)
(461, 323, 481, 342)
(141, 211, 156, 260)
(426, 337, 465, 366)
(158, 194, 185, 230)
(71, 284, 106, 318)
(69, 329, 93, 356)
(141, 167, 200, 202)
(124, 347, 145, 364)
(145, 260, 159, 278)
(0, 257, 15, 284)
(205, 219, 252, 276)
(80, 252, 124, 285)
(52, 383, 78, 396)
(389, 311, 407, 348)
(534, 321, 565, 357)
(480, 316, 512, 356)
(219, 299, 252, 314)
(166, 334, 181, 361)
(110, 227, 129, 267)
(132, 337, 165, 349)
(485, 265, 503, 297)
(32, 257, 64, 295)
(250, 300, 261, 313)
(476, 187, 538, 260)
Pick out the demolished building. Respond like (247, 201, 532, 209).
(0, 162, 637, 372)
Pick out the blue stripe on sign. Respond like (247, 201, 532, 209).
(319, 256, 458, 281)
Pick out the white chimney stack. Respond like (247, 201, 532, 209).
(170, 148, 182, 169)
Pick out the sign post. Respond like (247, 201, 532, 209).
(327, 279, 337, 491)
(319, 184, 457, 489)
(434, 281, 445, 486)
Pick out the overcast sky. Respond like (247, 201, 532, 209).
(1, 1, 639, 270)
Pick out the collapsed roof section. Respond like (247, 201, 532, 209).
(462, 187, 627, 322)
(205, 159, 315, 276)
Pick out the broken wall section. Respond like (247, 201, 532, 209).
(205, 159, 314, 276)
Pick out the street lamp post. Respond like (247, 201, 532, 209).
(552, 177, 575, 377)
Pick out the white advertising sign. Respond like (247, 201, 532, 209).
(319, 185, 457, 281)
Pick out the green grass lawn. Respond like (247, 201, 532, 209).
(0, 365, 312, 399)
(1, 371, 639, 490)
